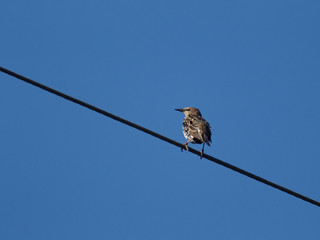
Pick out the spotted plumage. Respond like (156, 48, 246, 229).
(175, 107, 212, 158)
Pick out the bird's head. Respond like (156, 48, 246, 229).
(175, 107, 202, 117)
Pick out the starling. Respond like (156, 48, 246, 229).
(175, 107, 212, 158)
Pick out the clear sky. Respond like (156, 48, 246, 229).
(1, 0, 320, 239)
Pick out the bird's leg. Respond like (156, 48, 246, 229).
(200, 143, 205, 159)
(182, 139, 192, 152)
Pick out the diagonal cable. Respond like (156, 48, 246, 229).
(1, 66, 319, 207)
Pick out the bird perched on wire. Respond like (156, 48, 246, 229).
(175, 107, 212, 158)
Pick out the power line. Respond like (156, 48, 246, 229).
(1, 66, 319, 208)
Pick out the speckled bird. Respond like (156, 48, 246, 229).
(175, 107, 212, 158)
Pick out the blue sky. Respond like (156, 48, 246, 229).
(1, 0, 320, 239)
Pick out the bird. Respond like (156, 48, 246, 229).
(175, 107, 212, 158)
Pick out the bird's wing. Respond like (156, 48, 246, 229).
(197, 120, 212, 145)
(202, 120, 212, 145)
(185, 117, 203, 141)
(188, 123, 203, 141)
(186, 116, 212, 145)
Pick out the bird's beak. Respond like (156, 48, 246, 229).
(175, 108, 184, 112)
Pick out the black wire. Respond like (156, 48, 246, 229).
(1, 66, 319, 207)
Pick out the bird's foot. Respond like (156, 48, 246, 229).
(181, 141, 190, 152)
(184, 144, 189, 152)
(200, 150, 204, 159)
